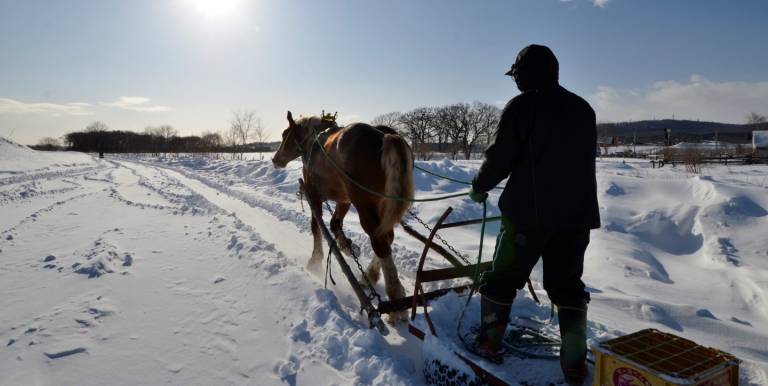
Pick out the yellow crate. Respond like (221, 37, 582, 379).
(591, 329, 739, 386)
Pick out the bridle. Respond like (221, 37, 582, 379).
(286, 123, 314, 163)
(285, 119, 334, 166)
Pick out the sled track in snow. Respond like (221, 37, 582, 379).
(119, 158, 426, 281)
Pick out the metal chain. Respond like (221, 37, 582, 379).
(324, 202, 384, 306)
(406, 209, 472, 266)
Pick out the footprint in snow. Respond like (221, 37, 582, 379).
(274, 355, 300, 386)
(695, 308, 718, 320)
(289, 320, 311, 343)
(730, 317, 752, 327)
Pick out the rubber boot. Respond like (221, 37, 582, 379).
(558, 305, 588, 385)
(475, 295, 512, 364)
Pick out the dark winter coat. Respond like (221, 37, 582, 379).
(473, 49, 600, 231)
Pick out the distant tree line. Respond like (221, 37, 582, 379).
(597, 111, 768, 147)
(371, 102, 501, 160)
(58, 111, 272, 159)
(30, 137, 65, 151)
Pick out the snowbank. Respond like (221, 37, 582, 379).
(0, 137, 97, 175)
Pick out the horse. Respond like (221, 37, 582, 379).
(272, 111, 414, 322)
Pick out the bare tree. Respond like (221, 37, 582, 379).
(430, 115, 450, 154)
(251, 118, 270, 160)
(369, 101, 499, 160)
(38, 137, 61, 147)
(223, 127, 239, 159)
(200, 131, 223, 158)
(746, 112, 767, 125)
(465, 102, 500, 159)
(433, 102, 500, 160)
(86, 121, 109, 132)
(201, 131, 222, 149)
(147, 125, 177, 155)
(683, 147, 702, 174)
(371, 112, 402, 128)
(231, 110, 258, 160)
(157, 125, 177, 142)
(34, 137, 62, 151)
(435, 103, 470, 160)
(398, 107, 436, 160)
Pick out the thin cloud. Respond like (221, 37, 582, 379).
(593, 0, 610, 7)
(589, 75, 768, 123)
(0, 98, 93, 116)
(101, 96, 173, 112)
(336, 113, 360, 124)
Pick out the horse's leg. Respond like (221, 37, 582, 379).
(305, 184, 325, 270)
(360, 255, 381, 287)
(358, 206, 406, 323)
(329, 202, 358, 257)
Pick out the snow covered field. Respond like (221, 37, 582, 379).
(2, 138, 767, 385)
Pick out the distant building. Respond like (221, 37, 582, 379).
(754, 131, 768, 157)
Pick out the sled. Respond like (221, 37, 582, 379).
(304, 190, 560, 384)
(398, 206, 571, 386)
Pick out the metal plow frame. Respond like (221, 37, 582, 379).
(400, 206, 515, 386)
(299, 182, 527, 385)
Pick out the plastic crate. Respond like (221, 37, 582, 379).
(592, 329, 739, 386)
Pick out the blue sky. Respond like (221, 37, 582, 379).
(1, 0, 767, 144)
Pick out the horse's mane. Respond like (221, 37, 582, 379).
(296, 116, 340, 134)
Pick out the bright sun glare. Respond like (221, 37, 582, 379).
(187, 0, 241, 19)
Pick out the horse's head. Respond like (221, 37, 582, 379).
(272, 111, 336, 168)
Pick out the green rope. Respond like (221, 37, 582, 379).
(456, 199, 488, 343)
(413, 165, 504, 191)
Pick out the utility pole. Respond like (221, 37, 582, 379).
(715, 130, 719, 155)
(633, 129, 637, 156)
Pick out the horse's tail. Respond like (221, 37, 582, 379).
(376, 133, 414, 236)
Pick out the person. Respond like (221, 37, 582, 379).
(467, 44, 600, 385)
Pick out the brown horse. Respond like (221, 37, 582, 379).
(272, 111, 414, 321)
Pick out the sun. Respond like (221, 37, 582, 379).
(187, 0, 241, 19)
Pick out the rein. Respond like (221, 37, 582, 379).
(296, 122, 471, 203)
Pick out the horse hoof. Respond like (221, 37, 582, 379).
(386, 310, 408, 324)
(337, 237, 359, 257)
(306, 258, 323, 274)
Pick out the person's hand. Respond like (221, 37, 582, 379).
(468, 187, 488, 203)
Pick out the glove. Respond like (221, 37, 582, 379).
(468, 187, 488, 203)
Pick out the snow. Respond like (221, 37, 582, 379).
(0, 137, 96, 175)
(1, 138, 768, 385)
(671, 141, 736, 151)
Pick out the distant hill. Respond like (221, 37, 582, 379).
(598, 119, 766, 143)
